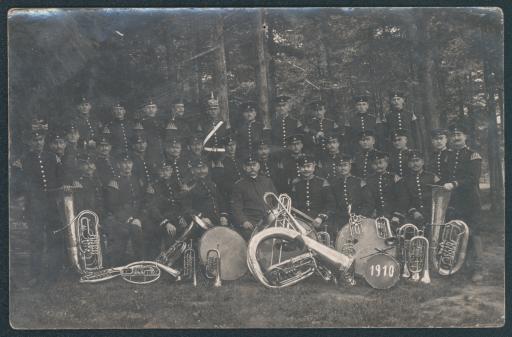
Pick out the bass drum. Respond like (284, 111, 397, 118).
(334, 217, 397, 277)
(198, 227, 247, 281)
(253, 217, 317, 272)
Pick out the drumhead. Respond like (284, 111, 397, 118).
(363, 253, 400, 289)
(198, 227, 247, 281)
(334, 217, 397, 276)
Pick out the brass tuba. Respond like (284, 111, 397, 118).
(205, 244, 222, 287)
(62, 190, 103, 274)
(429, 186, 470, 275)
(247, 227, 354, 288)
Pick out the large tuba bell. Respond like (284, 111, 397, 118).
(62, 190, 103, 274)
(247, 227, 354, 288)
(429, 186, 470, 275)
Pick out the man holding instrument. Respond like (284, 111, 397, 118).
(231, 154, 277, 240)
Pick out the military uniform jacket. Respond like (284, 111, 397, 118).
(271, 115, 302, 148)
(74, 174, 104, 216)
(236, 120, 264, 156)
(20, 150, 59, 196)
(332, 175, 374, 224)
(428, 148, 451, 183)
(365, 171, 407, 217)
(95, 155, 119, 186)
(74, 115, 101, 147)
(197, 117, 227, 150)
(105, 174, 144, 222)
(163, 117, 191, 140)
(445, 146, 482, 224)
(318, 152, 344, 182)
(231, 175, 277, 225)
(403, 170, 439, 219)
(181, 177, 227, 223)
(278, 152, 305, 193)
(142, 117, 165, 164)
(106, 119, 133, 156)
(348, 112, 377, 139)
(132, 152, 157, 189)
(163, 155, 190, 188)
(389, 148, 413, 177)
(291, 175, 336, 220)
(304, 117, 338, 152)
(385, 109, 416, 136)
(212, 155, 244, 203)
(147, 178, 184, 231)
(352, 149, 377, 180)
(258, 157, 280, 184)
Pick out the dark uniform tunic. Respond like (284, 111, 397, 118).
(231, 175, 277, 239)
(212, 155, 244, 207)
(385, 109, 417, 147)
(106, 119, 133, 157)
(141, 116, 165, 164)
(318, 152, 343, 182)
(389, 148, 413, 177)
(278, 152, 305, 194)
(182, 177, 227, 225)
(352, 149, 377, 181)
(428, 148, 451, 183)
(104, 174, 144, 265)
(197, 117, 227, 151)
(304, 117, 337, 153)
(332, 175, 374, 228)
(403, 170, 439, 224)
(74, 174, 104, 217)
(163, 155, 190, 188)
(271, 115, 302, 148)
(258, 157, 281, 185)
(131, 152, 157, 190)
(20, 150, 63, 281)
(290, 175, 336, 221)
(445, 146, 482, 231)
(236, 120, 264, 156)
(366, 171, 406, 218)
(346, 112, 378, 154)
(95, 155, 118, 186)
(74, 115, 101, 149)
(146, 178, 184, 258)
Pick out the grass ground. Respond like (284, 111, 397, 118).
(9, 198, 505, 329)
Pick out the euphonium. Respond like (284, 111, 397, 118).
(62, 190, 103, 274)
(397, 224, 419, 278)
(408, 235, 431, 284)
(429, 186, 469, 275)
(205, 244, 222, 287)
(247, 227, 354, 288)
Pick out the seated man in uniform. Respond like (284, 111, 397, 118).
(104, 155, 144, 266)
(231, 155, 278, 240)
(291, 154, 335, 232)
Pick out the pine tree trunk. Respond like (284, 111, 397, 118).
(256, 9, 271, 129)
(213, 14, 230, 128)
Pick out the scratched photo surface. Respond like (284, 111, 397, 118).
(8, 8, 504, 328)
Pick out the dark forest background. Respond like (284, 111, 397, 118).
(8, 7, 504, 211)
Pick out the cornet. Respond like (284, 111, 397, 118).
(205, 244, 222, 287)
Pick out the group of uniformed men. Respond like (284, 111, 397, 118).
(14, 89, 485, 286)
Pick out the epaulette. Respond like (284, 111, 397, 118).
(321, 178, 330, 187)
(470, 152, 482, 160)
(393, 174, 401, 183)
(291, 177, 301, 184)
(108, 180, 119, 189)
(360, 179, 367, 188)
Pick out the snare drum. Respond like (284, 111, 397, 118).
(198, 227, 247, 281)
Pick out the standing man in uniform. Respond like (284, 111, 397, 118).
(331, 155, 374, 236)
(388, 128, 413, 177)
(197, 94, 227, 167)
(165, 98, 191, 139)
(106, 102, 133, 158)
(303, 99, 338, 156)
(162, 136, 190, 189)
(271, 95, 302, 150)
(213, 134, 243, 209)
(94, 130, 119, 186)
(236, 100, 264, 157)
(290, 154, 336, 231)
(384, 90, 418, 149)
(352, 130, 378, 180)
(73, 96, 101, 152)
(130, 134, 157, 194)
(256, 135, 280, 185)
(428, 128, 451, 183)
(278, 134, 307, 194)
(140, 97, 165, 165)
(443, 123, 484, 282)
(318, 133, 345, 183)
(346, 93, 379, 154)
(231, 155, 278, 240)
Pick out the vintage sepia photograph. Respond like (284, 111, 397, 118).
(8, 7, 505, 329)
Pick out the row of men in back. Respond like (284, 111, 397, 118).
(14, 90, 484, 285)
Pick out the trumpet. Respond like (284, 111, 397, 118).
(205, 244, 222, 287)
(397, 224, 419, 278)
(408, 235, 431, 284)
